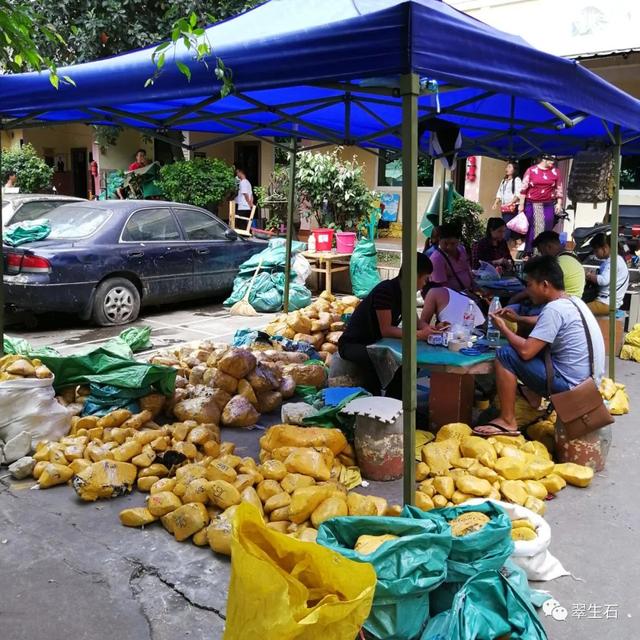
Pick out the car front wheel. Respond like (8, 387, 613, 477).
(92, 277, 141, 326)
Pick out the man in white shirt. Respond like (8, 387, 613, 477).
(234, 166, 253, 214)
(585, 232, 630, 316)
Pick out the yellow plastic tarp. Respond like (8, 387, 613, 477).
(224, 504, 376, 640)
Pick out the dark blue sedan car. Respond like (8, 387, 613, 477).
(4, 200, 265, 325)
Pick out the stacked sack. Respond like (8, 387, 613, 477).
(620, 323, 640, 363)
(152, 344, 327, 428)
(31, 406, 221, 494)
(30, 418, 400, 556)
(263, 291, 360, 364)
(119, 424, 400, 555)
(0, 355, 52, 381)
(599, 376, 630, 415)
(415, 423, 594, 515)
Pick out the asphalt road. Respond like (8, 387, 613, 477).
(2, 303, 639, 639)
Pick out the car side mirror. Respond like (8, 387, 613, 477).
(225, 228, 238, 241)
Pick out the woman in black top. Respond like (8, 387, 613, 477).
(339, 253, 441, 398)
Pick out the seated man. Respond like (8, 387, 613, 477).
(339, 253, 442, 398)
(475, 255, 604, 436)
(584, 233, 630, 316)
(420, 286, 485, 330)
(504, 230, 585, 332)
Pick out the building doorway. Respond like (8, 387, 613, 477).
(234, 141, 260, 192)
(154, 136, 185, 165)
(70, 148, 88, 198)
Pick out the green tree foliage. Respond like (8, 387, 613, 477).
(1, 143, 54, 193)
(158, 157, 236, 207)
(0, 0, 71, 87)
(7, 0, 262, 65)
(448, 197, 485, 244)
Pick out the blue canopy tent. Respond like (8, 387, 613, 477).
(2, 0, 640, 502)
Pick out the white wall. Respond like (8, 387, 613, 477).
(445, 0, 640, 58)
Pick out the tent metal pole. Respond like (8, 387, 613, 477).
(539, 102, 575, 128)
(508, 96, 515, 158)
(438, 168, 446, 225)
(609, 126, 622, 380)
(165, 94, 222, 126)
(601, 120, 616, 145)
(400, 73, 419, 506)
(0, 145, 3, 356)
(283, 137, 298, 314)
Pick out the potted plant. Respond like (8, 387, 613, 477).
(296, 149, 377, 250)
(158, 157, 236, 211)
(254, 165, 289, 236)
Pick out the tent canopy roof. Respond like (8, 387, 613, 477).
(2, 0, 640, 157)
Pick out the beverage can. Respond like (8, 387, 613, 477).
(427, 334, 444, 346)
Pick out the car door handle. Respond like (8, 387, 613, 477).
(195, 248, 210, 255)
(127, 251, 144, 258)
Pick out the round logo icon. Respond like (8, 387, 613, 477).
(552, 606, 568, 621)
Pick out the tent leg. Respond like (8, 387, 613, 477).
(400, 73, 419, 506)
(0, 144, 3, 356)
(283, 138, 298, 313)
(438, 168, 446, 225)
(609, 127, 622, 380)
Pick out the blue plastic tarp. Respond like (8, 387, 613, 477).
(1, 0, 639, 156)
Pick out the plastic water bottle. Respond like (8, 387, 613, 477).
(487, 296, 502, 347)
(462, 301, 475, 338)
(308, 232, 316, 253)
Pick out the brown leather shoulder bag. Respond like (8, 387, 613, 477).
(544, 299, 614, 439)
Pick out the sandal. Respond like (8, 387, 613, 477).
(472, 422, 521, 438)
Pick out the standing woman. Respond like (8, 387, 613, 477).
(492, 160, 522, 228)
(519, 154, 564, 253)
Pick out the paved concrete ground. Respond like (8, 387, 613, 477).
(5, 297, 278, 356)
(2, 303, 639, 639)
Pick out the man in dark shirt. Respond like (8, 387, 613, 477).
(339, 252, 441, 398)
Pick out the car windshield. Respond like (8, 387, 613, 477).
(45, 205, 111, 239)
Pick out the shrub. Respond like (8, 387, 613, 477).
(448, 197, 485, 244)
(158, 157, 236, 207)
(1, 143, 53, 193)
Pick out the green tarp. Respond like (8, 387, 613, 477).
(4, 327, 174, 395)
(317, 515, 451, 640)
(4, 220, 51, 246)
(350, 237, 381, 299)
(421, 570, 547, 640)
(223, 238, 312, 312)
(403, 502, 514, 584)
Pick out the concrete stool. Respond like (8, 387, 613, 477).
(554, 419, 612, 472)
(341, 396, 403, 481)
